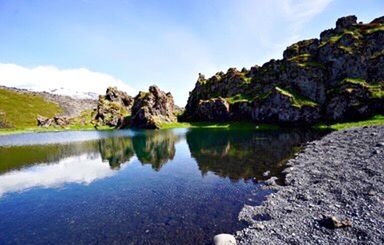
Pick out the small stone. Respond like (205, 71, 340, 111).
(254, 224, 265, 230)
(263, 171, 270, 177)
(376, 142, 384, 147)
(213, 234, 236, 245)
(373, 149, 380, 155)
(320, 216, 352, 229)
(145, 229, 149, 234)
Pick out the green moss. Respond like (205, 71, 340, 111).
(0, 89, 63, 129)
(339, 45, 353, 54)
(225, 94, 252, 104)
(363, 24, 384, 34)
(288, 53, 311, 62)
(314, 114, 384, 130)
(275, 87, 318, 108)
(288, 53, 324, 69)
(342, 78, 384, 99)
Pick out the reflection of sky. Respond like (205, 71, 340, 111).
(0, 154, 133, 197)
(0, 130, 137, 147)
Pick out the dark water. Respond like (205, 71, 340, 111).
(0, 129, 321, 244)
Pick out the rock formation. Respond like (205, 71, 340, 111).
(130, 86, 176, 129)
(93, 87, 134, 127)
(184, 15, 384, 124)
(37, 115, 71, 127)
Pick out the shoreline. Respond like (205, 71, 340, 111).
(236, 125, 384, 244)
(1, 114, 383, 136)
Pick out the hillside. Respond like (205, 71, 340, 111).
(0, 86, 98, 129)
(0, 88, 63, 128)
(184, 15, 384, 125)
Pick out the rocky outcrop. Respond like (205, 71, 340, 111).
(184, 15, 384, 125)
(37, 115, 71, 127)
(130, 86, 176, 129)
(93, 87, 134, 127)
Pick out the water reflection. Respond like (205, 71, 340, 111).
(0, 129, 321, 196)
(186, 129, 319, 182)
(0, 154, 123, 197)
(0, 128, 324, 244)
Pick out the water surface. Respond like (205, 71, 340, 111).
(0, 128, 321, 244)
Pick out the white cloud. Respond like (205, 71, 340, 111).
(0, 63, 136, 98)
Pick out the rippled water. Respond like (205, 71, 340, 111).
(0, 128, 321, 244)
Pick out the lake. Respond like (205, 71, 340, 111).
(0, 128, 322, 244)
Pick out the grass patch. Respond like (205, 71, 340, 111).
(314, 114, 384, 131)
(0, 125, 113, 136)
(159, 121, 279, 130)
(0, 88, 63, 128)
(275, 87, 318, 108)
(225, 94, 252, 104)
(342, 78, 384, 99)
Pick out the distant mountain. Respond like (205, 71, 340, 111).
(0, 86, 97, 129)
(48, 87, 99, 100)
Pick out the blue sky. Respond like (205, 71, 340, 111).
(0, 0, 383, 105)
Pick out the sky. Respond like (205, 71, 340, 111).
(0, 0, 383, 105)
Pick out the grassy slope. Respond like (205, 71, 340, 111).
(0, 88, 63, 128)
(314, 115, 384, 130)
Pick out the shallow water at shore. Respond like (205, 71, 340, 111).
(0, 128, 321, 244)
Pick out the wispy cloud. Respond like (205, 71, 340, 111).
(0, 63, 136, 98)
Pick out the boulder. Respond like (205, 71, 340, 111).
(130, 86, 176, 129)
(213, 234, 236, 245)
(335, 15, 357, 32)
(196, 98, 230, 121)
(37, 115, 53, 127)
(37, 115, 71, 127)
(250, 87, 321, 125)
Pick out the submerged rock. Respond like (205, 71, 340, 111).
(130, 86, 176, 129)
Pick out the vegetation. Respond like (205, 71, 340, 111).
(275, 87, 318, 108)
(314, 114, 384, 130)
(0, 88, 63, 128)
(225, 94, 252, 104)
(342, 78, 384, 99)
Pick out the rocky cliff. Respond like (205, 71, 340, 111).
(184, 16, 384, 125)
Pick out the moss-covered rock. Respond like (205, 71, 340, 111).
(93, 87, 133, 127)
(130, 86, 176, 129)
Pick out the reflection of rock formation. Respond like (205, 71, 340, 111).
(0, 130, 182, 175)
(98, 137, 134, 169)
(132, 130, 179, 171)
(186, 129, 322, 182)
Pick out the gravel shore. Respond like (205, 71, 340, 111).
(236, 126, 384, 244)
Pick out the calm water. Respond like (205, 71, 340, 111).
(0, 129, 321, 244)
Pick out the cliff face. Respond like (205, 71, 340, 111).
(184, 16, 384, 124)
